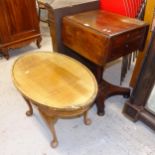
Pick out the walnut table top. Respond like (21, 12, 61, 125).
(12, 52, 97, 112)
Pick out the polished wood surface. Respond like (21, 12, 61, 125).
(62, 10, 148, 66)
(12, 52, 98, 147)
(0, 0, 41, 59)
(64, 10, 146, 35)
(12, 52, 97, 110)
(62, 10, 149, 115)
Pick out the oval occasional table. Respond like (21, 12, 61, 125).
(12, 52, 98, 148)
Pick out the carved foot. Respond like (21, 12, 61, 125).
(26, 110, 33, 116)
(83, 111, 92, 125)
(50, 118, 58, 148)
(23, 96, 33, 116)
(50, 139, 58, 148)
(36, 37, 42, 48)
(97, 110, 105, 116)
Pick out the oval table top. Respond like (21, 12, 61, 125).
(12, 52, 98, 111)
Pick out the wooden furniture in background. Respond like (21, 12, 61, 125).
(0, 0, 41, 59)
(12, 52, 98, 148)
(123, 29, 155, 130)
(37, 0, 53, 23)
(100, 0, 147, 84)
(45, 0, 99, 52)
(130, 0, 155, 87)
(38, 0, 47, 22)
(62, 10, 149, 115)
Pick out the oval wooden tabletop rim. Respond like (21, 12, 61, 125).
(12, 51, 98, 111)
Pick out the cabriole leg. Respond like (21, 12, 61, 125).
(39, 110, 58, 148)
(23, 96, 33, 116)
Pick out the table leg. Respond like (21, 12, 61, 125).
(96, 86, 106, 116)
(1, 48, 9, 60)
(23, 96, 33, 116)
(83, 110, 91, 125)
(39, 110, 58, 148)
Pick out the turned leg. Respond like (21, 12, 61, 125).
(22, 96, 33, 116)
(96, 83, 106, 116)
(39, 110, 58, 148)
(36, 37, 42, 48)
(83, 110, 91, 125)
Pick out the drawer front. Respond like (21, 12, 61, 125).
(108, 27, 146, 62)
(62, 18, 109, 66)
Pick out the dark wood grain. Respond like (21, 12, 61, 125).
(0, 0, 41, 59)
(62, 10, 149, 66)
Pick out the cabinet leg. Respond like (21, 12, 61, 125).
(1, 48, 9, 60)
(23, 96, 33, 116)
(83, 110, 92, 125)
(39, 110, 58, 148)
(36, 37, 42, 48)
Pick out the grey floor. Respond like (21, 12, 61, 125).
(0, 23, 155, 155)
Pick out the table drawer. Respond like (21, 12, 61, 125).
(108, 27, 146, 62)
(111, 28, 144, 48)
